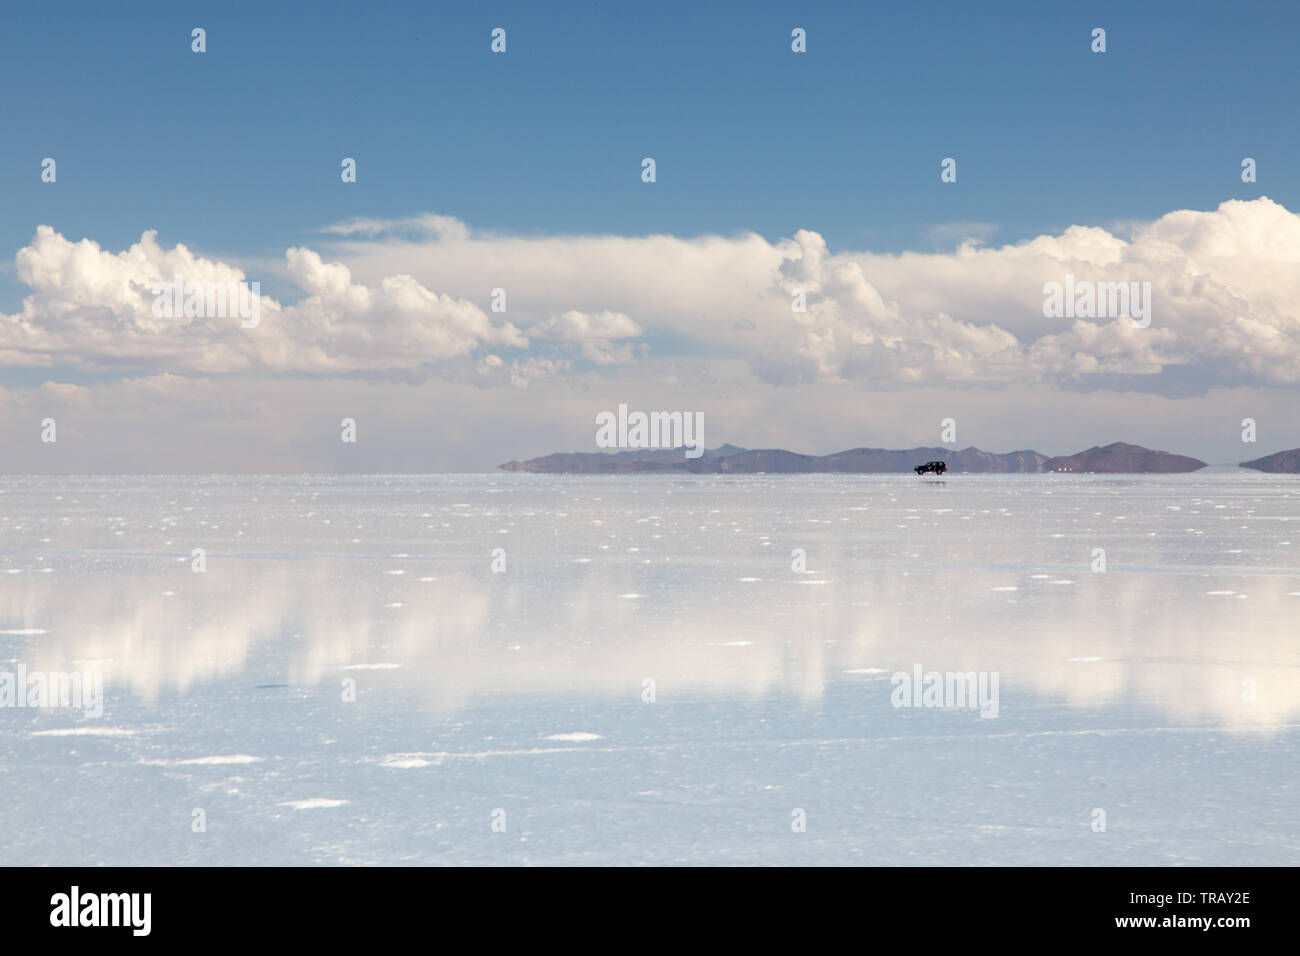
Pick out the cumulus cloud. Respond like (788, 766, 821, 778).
(3, 198, 1299, 392)
(278, 247, 526, 371)
(0, 226, 525, 375)
(528, 309, 644, 365)
(476, 353, 572, 388)
(316, 198, 1300, 392)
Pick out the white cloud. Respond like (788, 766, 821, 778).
(0, 227, 525, 374)
(316, 212, 471, 243)
(529, 309, 643, 365)
(316, 198, 1300, 391)
(3, 198, 1299, 391)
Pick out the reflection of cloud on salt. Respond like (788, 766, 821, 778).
(2, 474, 1296, 733)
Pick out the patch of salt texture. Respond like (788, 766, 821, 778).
(176, 754, 262, 766)
(380, 754, 437, 769)
(278, 798, 350, 810)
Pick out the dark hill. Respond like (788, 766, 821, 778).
(1043, 442, 1206, 474)
(1240, 448, 1300, 473)
(500, 441, 1203, 474)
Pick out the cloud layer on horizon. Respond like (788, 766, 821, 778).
(1, 197, 1297, 393)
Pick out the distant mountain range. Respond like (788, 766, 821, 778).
(500, 441, 1222, 474)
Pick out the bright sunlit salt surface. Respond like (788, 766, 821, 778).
(1, 473, 1296, 865)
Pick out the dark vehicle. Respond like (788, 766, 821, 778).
(914, 460, 947, 475)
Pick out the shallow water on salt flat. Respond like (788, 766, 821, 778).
(1, 472, 1297, 865)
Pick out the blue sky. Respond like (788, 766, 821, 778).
(1, 1, 1298, 470)
(2, 0, 1291, 294)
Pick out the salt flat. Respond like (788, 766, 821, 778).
(0, 473, 1296, 865)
